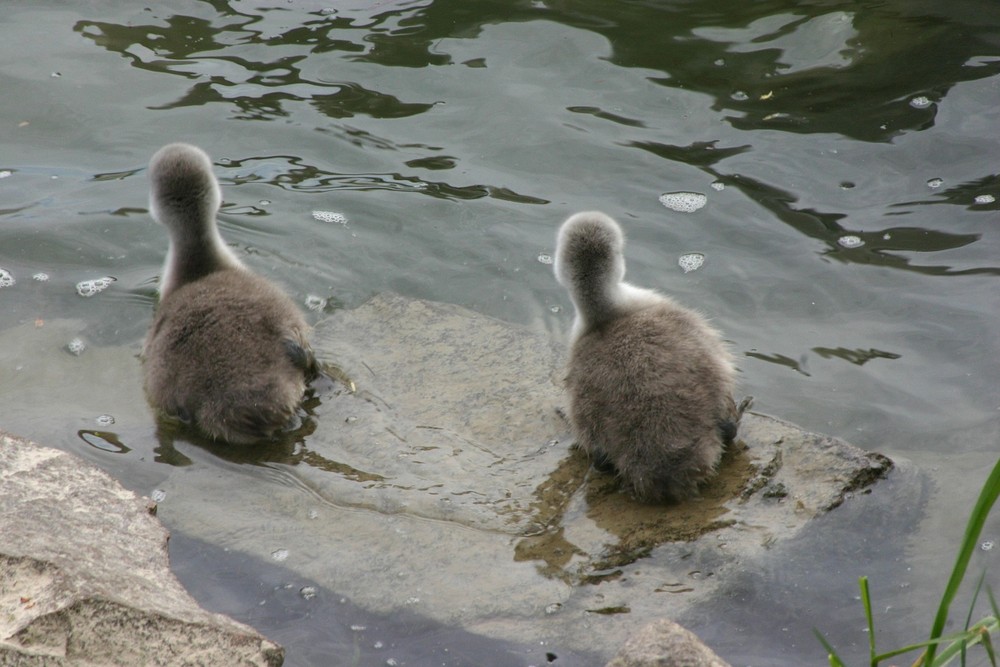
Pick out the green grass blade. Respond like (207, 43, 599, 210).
(965, 571, 988, 631)
(814, 629, 849, 667)
(924, 457, 1000, 666)
(983, 629, 997, 667)
(988, 587, 1000, 623)
(927, 617, 1000, 666)
(861, 576, 877, 665)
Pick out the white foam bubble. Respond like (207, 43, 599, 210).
(659, 192, 707, 213)
(271, 548, 289, 562)
(96, 414, 116, 426)
(0, 170, 11, 179)
(974, 194, 996, 205)
(0, 268, 14, 288)
(66, 338, 87, 356)
(150, 489, 167, 502)
(312, 210, 347, 224)
(304, 294, 327, 312)
(838, 235, 865, 248)
(32, 272, 49, 282)
(926, 178, 943, 189)
(678, 253, 705, 273)
(537, 253, 553, 265)
(731, 91, 749, 101)
(76, 276, 116, 297)
(909, 96, 932, 109)
(300, 586, 317, 600)
(710, 181, 725, 192)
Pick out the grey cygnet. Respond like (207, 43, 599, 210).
(554, 211, 742, 502)
(142, 143, 316, 444)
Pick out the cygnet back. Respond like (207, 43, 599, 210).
(142, 143, 316, 445)
(555, 211, 740, 502)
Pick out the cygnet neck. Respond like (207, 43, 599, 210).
(148, 143, 245, 297)
(568, 275, 623, 334)
(160, 221, 244, 297)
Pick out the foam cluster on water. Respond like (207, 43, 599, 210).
(312, 210, 347, 224)
(0, 268, 14, 288)
(304, 294, 327, 312)
(66, 337, 87, 356)
(659, 192, 707, 213)
(537, 253, 553, 265)
(838, 235, 864, 248)
(926, 178, 943, 189)
(974, 194, 996, 205)
(909, 96, 932, 109)
(33, 272, 49, 282)
(678, 253, 705, 273)
(76, 276, 116, 297)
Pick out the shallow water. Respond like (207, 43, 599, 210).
(3, 1, 1000, 665)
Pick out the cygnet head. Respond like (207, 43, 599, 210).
(148, 143, 243, 297)
(555, 211, 638, 337)
(148, 143, 222, 234)
(554, 211, 625, 288)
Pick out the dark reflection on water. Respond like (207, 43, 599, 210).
(896, 174, 1000, 211)
(169, 533, 594, 667)
(75, 8, 435, 121)
(77, 0, 1000, 141)
(726, 174, 1000, 276)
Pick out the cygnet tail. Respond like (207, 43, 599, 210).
(195, 386, 302, 445)
(622, 435, 724, 503)
(283, 337, 319, 380)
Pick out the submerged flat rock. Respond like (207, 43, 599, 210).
(0, 295, 905, 661)
(152, 293, 898, 655)
(0, 432, 282, 667)
(290, 293, 893, 570)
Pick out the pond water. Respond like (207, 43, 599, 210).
(3, 0, 1000, 665)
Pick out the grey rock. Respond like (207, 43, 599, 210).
(0, 432, 283, 667)
(606, 619, 731, 667)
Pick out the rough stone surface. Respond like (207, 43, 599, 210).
(605, 619, 731, 667)
(0, 432, 283, 667)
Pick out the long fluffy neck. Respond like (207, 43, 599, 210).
(159, 221, 243, 298)
(568, 279, 662, 341)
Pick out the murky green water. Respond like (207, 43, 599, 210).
(3, 1, 1000, 665)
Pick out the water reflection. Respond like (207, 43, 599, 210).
(151, 372, 389, 485)
(77, 428, 131, 454)
(514, 443, 754, 583)
(726, 173, 1000, 276)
